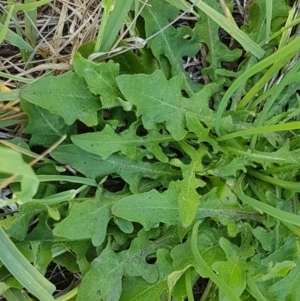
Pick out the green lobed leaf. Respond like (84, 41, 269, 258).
(112, 183, 179, 231)
(6, 203, 47, 241)
(173, 143, 207, 227)
(194, 0, 241, 84)
(113, 181, 261, 232)
(20, 71, 101, 126)
(167, 265, 191, 301)
(196, 187, 262, 224)
(186, 112, 221, 153)
(120, 249, 172, 301)
(116, 70, 217, 140)
(212, 236, 255, 299)
(53, 188, 129, 246)
(244, 0, 289, 43)
(77, 230, 177, 301)
(73, 53, 122, 108)
(77, 241, 123, 301)
(268, 262, 300, 300)
(260, 235, 300, 266)
(141, 0, 201, 79)
(51, 144, 180, 193)
(191, 221, 241, 301)
(21, 100, 76, 147)
(72, 123, 169, 162)
(209, 157, 250, 178)
(112, 48, 148, 75)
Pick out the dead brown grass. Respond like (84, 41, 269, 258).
(0, 0, 102, 88)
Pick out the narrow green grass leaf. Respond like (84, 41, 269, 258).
(238, 56, 290, 111)
(0, 5, 14, 44)
(249, 64, 300, 149)
(265, 0, 272, 39)
(192, 0, 264, 59)
(262, 17, 300, 46)
(2, 175, 98, 187)
(0, 227, 55, 301)
(24, 0, 37, 46)
(248, 170, 300, 192)
(12, 0, 54, 11)
(164, 0, 190, 11)
(246, 274, 268, 301)
(0, 90, 20, 101)
(236, 178, 300, 227)
(0, 71, 32, 83)
(37, 175, 97, 187)
(55, 287, 79, 301)
(216, 121, 300, 141)
(95, 0, 134, 52)
(0, 25, 33, 51)
(215, 37, 300, 135)
(278, 7, 295, 49)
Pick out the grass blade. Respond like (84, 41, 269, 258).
(25, 0, 37, 48)
(0, 227, 55, 301)
(0, 5, 14, 44)
(191, 0, 264, 58)
(236, 177, 300, 227)
(248, 170, 300, 192)
(215, 37, 300, 136)
(0, 25, 34, 52)
(94, 0, 134, 53)
(216, 121, 300, 141)
(12, 0, 54, 11)
(265, 0, 272, 39)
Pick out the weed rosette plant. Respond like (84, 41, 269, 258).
(1, 0, 300, 300)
